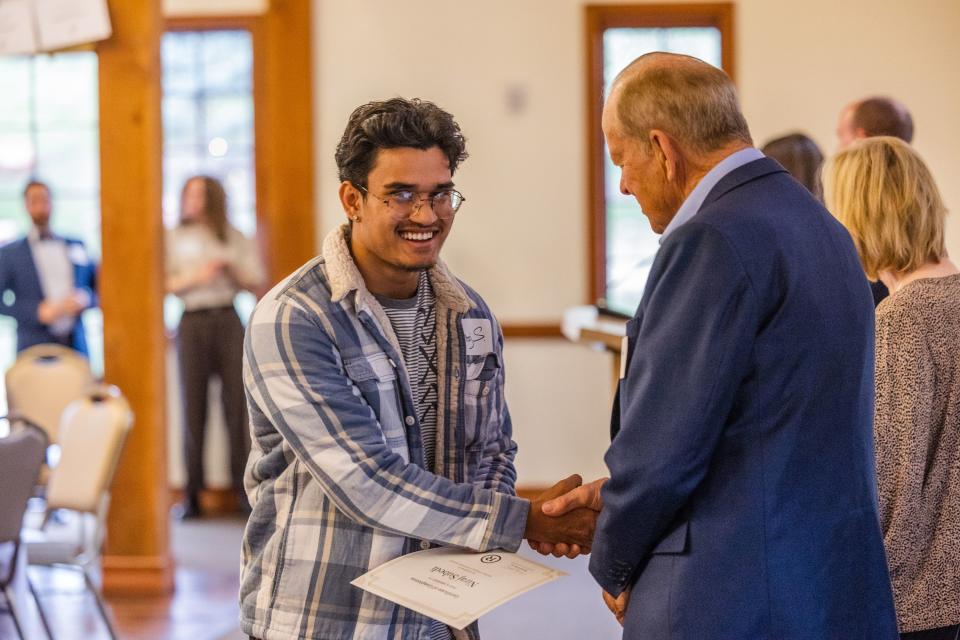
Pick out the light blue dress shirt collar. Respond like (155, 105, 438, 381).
(660, 147, 765, 243)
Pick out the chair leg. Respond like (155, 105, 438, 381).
(2, 585, 26, 640)
(82, 568, 118, 640)
(27, 574, 55, 640)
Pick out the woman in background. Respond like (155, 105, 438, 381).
(825, 136, 960, 640)
(760, 132, 824, 200)
(166, 175, 265, 519)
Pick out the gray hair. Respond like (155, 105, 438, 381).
(612, 52, 752, 153)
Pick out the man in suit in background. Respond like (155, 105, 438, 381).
(534, 53, 898, 638)
(836, 95, 915, 305)
(0, 180, 97, 355)
(836, 95, 914, 151)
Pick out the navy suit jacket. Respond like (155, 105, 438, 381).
(590, 158, 898, 639)
(0, 236, 97, 355)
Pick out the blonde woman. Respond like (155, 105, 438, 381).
(166, 175, 265, 519)
(826, 137, 960, 640)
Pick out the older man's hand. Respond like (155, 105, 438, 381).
(523, 475, 597, 555)
(603, 587, 630, 626)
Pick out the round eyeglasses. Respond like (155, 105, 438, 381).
(355, 184, 465, 220)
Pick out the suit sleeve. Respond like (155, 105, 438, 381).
(589, 222, 759, 595)
(0, 246, 43, 327)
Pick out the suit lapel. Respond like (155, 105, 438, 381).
(15, 238, 45, 297)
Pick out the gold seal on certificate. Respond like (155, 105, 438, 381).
(351, 547, 567, 630)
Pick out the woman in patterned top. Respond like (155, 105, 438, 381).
(825, 136, 960, 640)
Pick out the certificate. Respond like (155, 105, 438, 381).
(351, 547, 566, 630)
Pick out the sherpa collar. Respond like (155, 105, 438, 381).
(322, 224, 474, 314)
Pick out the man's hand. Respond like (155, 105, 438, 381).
(529, 477, 608, 558)
(602, 587, 630, 626)
(37, 300, 61, 325)
(523, 474, 596, 553)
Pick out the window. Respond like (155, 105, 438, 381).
(161, 28, 258, 329)
(0, 52, 102, 416)
(586, 4, 734, 315)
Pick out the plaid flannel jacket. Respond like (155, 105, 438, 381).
(240, 226, 528, 640)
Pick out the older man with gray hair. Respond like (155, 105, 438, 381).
(534, 52, 898, 639)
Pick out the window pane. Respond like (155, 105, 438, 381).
(34, 130, 100, 194)
(201, 31, 252, 93)
(0, 58, 31, 128)
(162, 96, 199, 147)
(34, 53, 99, 127)
(204, 96, 254, 146)
(49, 197, 102, 259)
(162, 32, 201, 95)
(601, 26, 722, 315)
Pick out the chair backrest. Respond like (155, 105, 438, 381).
(0, 428, 47, 543)
(5, 344, 94, 443)
(45, 385, 133, 514)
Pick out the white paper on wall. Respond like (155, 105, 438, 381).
(35, 0, 111, 51)
(0, 0, 38, 55)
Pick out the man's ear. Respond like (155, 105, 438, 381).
(339, 181, 362, 222)
(649, 129, 682, 183)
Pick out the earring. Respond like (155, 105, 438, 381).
(351, 215, 360, 222)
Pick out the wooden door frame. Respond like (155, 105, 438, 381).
(584, 3, 735, 305)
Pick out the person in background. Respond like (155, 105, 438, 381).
(760, 132, 824, 200)
(166, 175, 266, 519)
(836, 96, 914, 150)
(0, 180, 97, 355)
(836, 95, 915, 307)
(825, 136, 960, 640)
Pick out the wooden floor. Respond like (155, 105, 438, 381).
(1, 517, 246, 640)
(2, 516, 623, 640)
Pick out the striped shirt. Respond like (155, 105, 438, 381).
(376, 274, 448, 640)
(376, 272, 439, 471)
(240, 226, 526, 640)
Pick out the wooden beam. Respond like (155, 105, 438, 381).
(98, 0, 173, 596)
(259, 0, 316, 282)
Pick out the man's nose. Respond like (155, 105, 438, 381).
(409, 196, 439, 223)
(619, 176, 630, 196)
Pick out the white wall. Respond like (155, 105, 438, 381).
(313, 0, 960, 488)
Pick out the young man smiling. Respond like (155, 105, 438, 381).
(240, 98, 595, 640)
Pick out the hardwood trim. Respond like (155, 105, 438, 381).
(584, 3, 736, 305)
(98, 0, 172, 596)
(101, 554, 175, 596)
(164, 15, 259, 31)
(259, 0, 316, 283)
(500, 323, 564, 339)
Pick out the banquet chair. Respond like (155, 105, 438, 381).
(24, 384, 133, 640)
(5, 344, 94, 444)
(0, 427, 48, 639)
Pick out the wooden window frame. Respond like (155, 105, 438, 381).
(584, 3, 735, 304)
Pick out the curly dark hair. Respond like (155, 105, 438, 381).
(335, 97, 468, 189)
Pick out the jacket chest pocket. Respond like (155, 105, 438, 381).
(461, 352, 501, 447)
(343, 353, 407, 453)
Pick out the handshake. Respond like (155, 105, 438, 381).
(523, 474, 607, 560)
(522, 474, 629, 625)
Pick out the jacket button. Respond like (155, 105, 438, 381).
(420, 540, 430, 550)
(482, 386, 490, 396)
(405, 416, 415, 426)
(453, 367, 460, 378)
